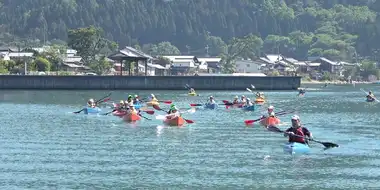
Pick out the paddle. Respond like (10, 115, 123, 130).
(360, 88, 379, 102)
(155, 108, 196, 120)
(102, 109, 154, 116)
(266, 125, 339, 150)
(185, 84, 200, 96)
(222, 100, 243, 108)
(244, 110, 295, 125)
(153, 105, 195, 123)
(190, 103, 233, 107)
(73, 93, 112, 114)
(138, 113, 152, 120)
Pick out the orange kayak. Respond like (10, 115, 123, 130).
(123, 113, 141, 122)
(255, 98, 265, 104)
(260, 117, 280, 126)
(164, 116, 185, 126)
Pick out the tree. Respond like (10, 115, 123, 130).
(89, 56, 112, 75)
(67, 26, 117, 65)
(220, 33, 263, 73)
(31, 56, 51, 71)
(40, 45, 67, 71)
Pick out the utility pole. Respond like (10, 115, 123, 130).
(205, 45, 209, 57)
(186, 45, 191, 55)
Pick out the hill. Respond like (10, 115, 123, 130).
(1, 0, 380, 61)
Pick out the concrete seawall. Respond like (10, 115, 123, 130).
(0, 75, 301, 90)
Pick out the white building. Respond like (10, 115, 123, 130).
(235, 59, 264, 73)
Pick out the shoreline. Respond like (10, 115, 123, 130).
(301, 80, 373, 85)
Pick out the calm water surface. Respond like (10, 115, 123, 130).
(0, 84, 379, 189)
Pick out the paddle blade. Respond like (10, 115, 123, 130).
(184, 119, 194, 124)
(251, 84, 255, 89)
(144, 110, 155, 115)
(321, 142, 339, 149)
(190, 103, 202, 106)
(244, 120, 255, 125)
(162, 100, 172, 104)
(102, 97, 111, 102)
(246, 88, 252, 92)
(153, 105, 161, 110)
(222, 100, 230, 104)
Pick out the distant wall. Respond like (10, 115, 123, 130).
(0, 75, 301, 90)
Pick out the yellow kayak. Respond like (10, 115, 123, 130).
(146, 101, 159, 106)
(188, 92, 197, 96)
(255, 98, 265, 104)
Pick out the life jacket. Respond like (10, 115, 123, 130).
(232, 99, 239, 104)
(288, 127, 306, 143)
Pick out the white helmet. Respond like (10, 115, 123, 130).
(291, 115, 300, 120)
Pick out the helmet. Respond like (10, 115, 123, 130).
(88, 98, 94, 102)
(234, 96, 238, 99)
(134, 95, 139, 98)
(268, 105, 274, 109)
(246, 98, 251, 101)
(120, 100, 124, 104)
(291, 115, 300, 120)
(128, 95, 132, 99)
(209, 96, 214, 99)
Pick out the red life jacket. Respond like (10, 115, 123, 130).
(289, 127, 306, 143)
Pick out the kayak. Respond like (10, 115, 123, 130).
(113, 103, 142, 109)
(113, 110, 127, 117)
(123, 113, 141, 122)
(254, 98, 265, 104)
(260, 117, 281, 126)
(146, 101, 159, 106)
(188, 92, 197, 96)
(204, 103, 217, 109)
(164, 116, 185, 126)
(283, 142, 310, 155)
(84, 107, 101, 114)
(366, 99, 375, 102)
(242, 105, 255, 111)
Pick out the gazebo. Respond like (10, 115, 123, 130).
(108, 46, 154, 76)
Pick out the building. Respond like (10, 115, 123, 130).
(197, 57, 222, 73)
(235, 59, 264, 73)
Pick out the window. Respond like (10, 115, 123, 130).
(246, 64, 250, 67)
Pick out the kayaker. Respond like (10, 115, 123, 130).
(150, 94, 158, 102)
(256, 92, 264, 98)
(367, 91, 376, 101)
(232, 96, 239, 104)
(284, 115, 313, 144)
(127, 95, 133, 104)
(241, 95, 247, 103)
(189, 88, 196, 93)
(118, 100, 125, 109)
(167, 104, 180, 119)
(324, 83, 328, 88)
(87, 99, 96, 108)
(298, 88, 306, 96)
(133, 95, 140, 104)
(126, 104, 138, 115)
(267, 105, 275, 117)
(208, 96, 216, 104)
(245, 98, 254, 106)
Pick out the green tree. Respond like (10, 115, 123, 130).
(31, 56, 51, 71)
(40, 45, 67, 71)
(89, 56, 112, 75)
(67, 26, 117, 65)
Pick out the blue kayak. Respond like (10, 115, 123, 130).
(83, 107, 101, 114)
(242, 105, 255, 111)
(134, 104, 142, 109)
(366, 99, 375, 102)
(204, 103, 217, 109)
(283, 142, 310, 155)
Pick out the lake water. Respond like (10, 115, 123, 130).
(0, 84, 379, 189)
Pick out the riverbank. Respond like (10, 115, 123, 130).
(301, 79, 372, 85)
(0, 75, 301, 90)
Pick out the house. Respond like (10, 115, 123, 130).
(305, 62, 321, 72)
(0, 47, 17, 54)
(235, 59, 264, 73)
(61, 56, 89, 72)
(197, 57, 222, 73)
(162, 55, 198, 75)
(310, 57, 343, 74)
(0, 52, 34, 61)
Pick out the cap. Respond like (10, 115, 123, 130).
(291, 115, 300, 120)
(134, 95, 139, 98)
(246, 98, 251, 101)
(234, 96, 238, 99)
(268, 105, 274, 109)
